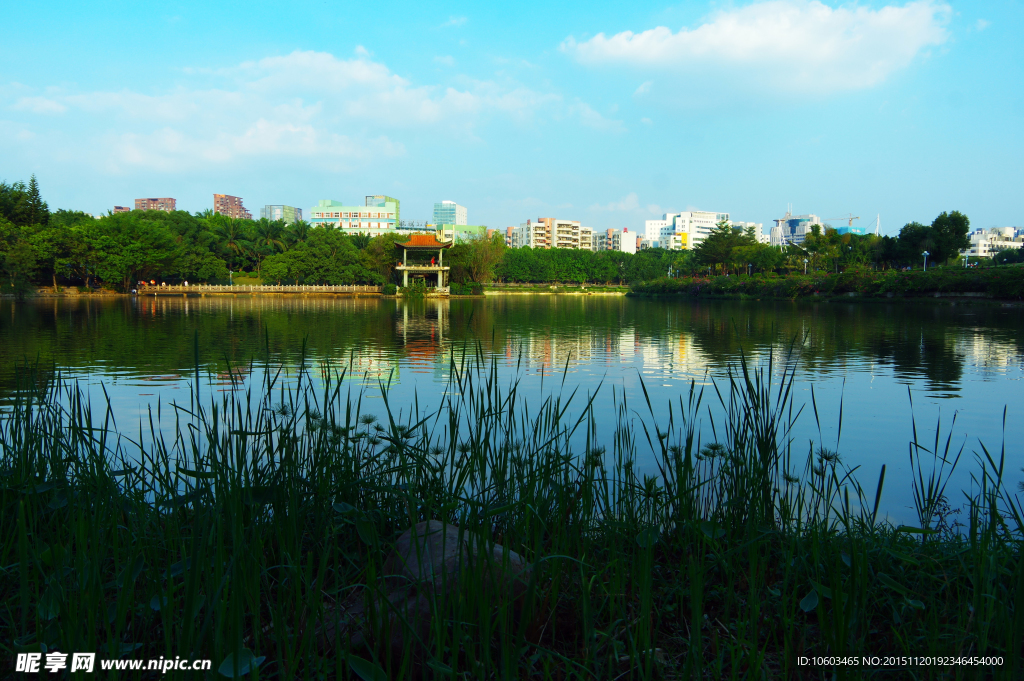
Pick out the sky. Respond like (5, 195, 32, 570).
(1, 0, 1021, 235)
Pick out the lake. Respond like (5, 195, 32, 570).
(2, 294, 1022, 522)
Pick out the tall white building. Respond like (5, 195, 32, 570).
(643, 211, 731, 250)
(433, 200, 467, 226)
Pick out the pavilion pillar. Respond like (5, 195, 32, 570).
(438, 271, 443, 288)
(403, 270, 408, 287)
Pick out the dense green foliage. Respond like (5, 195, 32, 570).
(2, 351, 1021, 678)
(0, 178, 994, 297)
(495, 246, 677, 283)
(631, 266, 1024, 300)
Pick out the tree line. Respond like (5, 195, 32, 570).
(0, 176, 994, 295)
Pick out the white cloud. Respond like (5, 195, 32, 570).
(434, 55, 455, 66)
(567, 101, 625, 131)
(640, 117, 653, 125)
(562, 0, 951, 93)
(5, 50, 607, 174)
(591, 192, 641, 211)
(634, 81, 652, 96)
(11, 96, 67, 114)
(442, 16, 467, 27)
(976, 19, 990, 31)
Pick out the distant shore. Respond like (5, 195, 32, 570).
(628, 267, 1024, 303)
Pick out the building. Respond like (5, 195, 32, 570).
(642, 211, 731, 250)
(113, 206, 131, 214)
(731, 221, 768, 244)
(437, 224, 487, 243)
(261, 205, 303, 224)
(966, 227, 1024, 258)
(433, 200, 466, 226)
(507, 218, 593, 250)
(367, 195, 400, 227)
(214, 194, 252, 220)
(772, 210, 824, 246)
(135, 197, 176, 212)
(308, 198, 399, 234)
(615, 228, 637, 254)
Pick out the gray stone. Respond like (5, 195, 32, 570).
(319, 520, 533, 662)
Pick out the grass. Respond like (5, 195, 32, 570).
(1, 341, 1022, 679)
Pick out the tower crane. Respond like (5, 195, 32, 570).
(825, 214, 861, 228)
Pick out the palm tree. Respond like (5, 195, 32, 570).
(214, 219, 250, 269)
(285, 219, 310, 247)
(255, 218, 287, 253)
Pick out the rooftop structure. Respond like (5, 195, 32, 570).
(367, 195, 400, 227)
(261, 205, 303, 224)
(113, 206, 131, 214)
(213, 194, 252, 220)
(433, 200, 467, 226)
(135, 197, 176, 212)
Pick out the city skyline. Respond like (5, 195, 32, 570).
(2, 1, 1021, 235)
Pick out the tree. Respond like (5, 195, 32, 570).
(896, 222, 935, 267)
(88, 212, 180, 290)
(449, 232, 507, 283)
(929, 211, 970, 264)
(693, 219, 754, 274)
(0, 175, 50, 227)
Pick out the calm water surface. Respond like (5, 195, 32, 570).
(2, 295, 1022, 522)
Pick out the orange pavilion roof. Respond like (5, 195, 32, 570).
(396, 234, 452, 249)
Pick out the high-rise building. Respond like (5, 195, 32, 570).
(433, 201, 467, 226)
(309, 198, 399, 234)
(366, 195, 400, 227)
(772, 210, 824, 246)
(135, 197, 176, 212)
(214, 194, 252, 220)
(261, 205, 303, 224)
(113, 206, 131, 214)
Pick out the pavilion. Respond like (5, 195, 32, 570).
(395, 234, 452, 290)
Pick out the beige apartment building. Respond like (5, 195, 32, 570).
(507, 218, 594, 250)
(213, 194, 252, 220)
(135, 197, 176, 212)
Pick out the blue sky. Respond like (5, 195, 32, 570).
(1, 1, 1021, 234)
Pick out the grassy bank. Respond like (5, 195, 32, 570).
(630, 267, 1024, 301)
(2, 348, 1022, 679)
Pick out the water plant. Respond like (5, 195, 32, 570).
(1, 342, 1021, 679)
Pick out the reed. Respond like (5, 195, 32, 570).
(1, 342, 1021, 679)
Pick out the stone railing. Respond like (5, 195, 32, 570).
(135, 284, 382, 294)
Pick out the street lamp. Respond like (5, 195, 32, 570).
(922, 250, 930, 272)
(229, 269, 233, 285)
(803, 258, 808, 275)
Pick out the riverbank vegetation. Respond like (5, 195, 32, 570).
(2, 347, 1021, 678)
(4, 177, 1019, 300)
(630, 267, 1024, 300)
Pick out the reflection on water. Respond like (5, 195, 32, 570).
(2, 295, 1022, 520)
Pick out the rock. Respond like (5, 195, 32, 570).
(319, 520, 533, 663)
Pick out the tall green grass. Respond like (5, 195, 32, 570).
(1, 343, 1021, 679)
